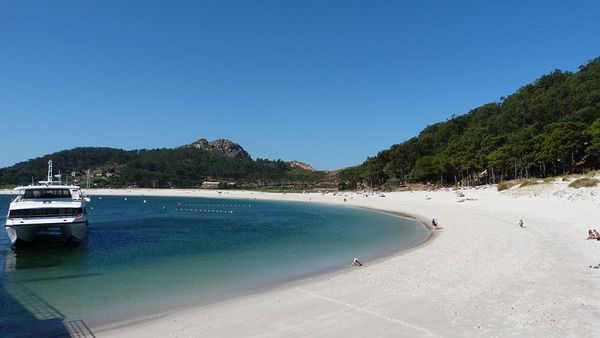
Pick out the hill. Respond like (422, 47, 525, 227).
(338, 57, 600, 189)
(0, 140, 330, 189)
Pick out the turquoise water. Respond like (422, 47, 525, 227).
(0, 194, 428, 337)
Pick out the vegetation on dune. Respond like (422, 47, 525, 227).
(568, 177, 599, 188)
(339, 57, 600, 190)
(518, 180, 543, 188)
(497, 181, 517, 191)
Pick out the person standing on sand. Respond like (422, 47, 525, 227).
(594, 229, 600, 240)
(431, 218, 438, 230)
(519, 220, 525, 228)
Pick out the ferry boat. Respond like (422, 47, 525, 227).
(4, 160, 88, 245)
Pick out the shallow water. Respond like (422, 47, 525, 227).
(0, 194, 428, 337)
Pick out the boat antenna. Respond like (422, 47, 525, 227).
(47, 160, 53, 183)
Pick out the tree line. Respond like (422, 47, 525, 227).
(0, 147, 326, 188)
(338, 57, 600, 189)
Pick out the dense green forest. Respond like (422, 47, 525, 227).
(0, 147, 327, 189)
(338, 57, 600, 190)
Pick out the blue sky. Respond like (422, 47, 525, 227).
(1, 1, 599, 170)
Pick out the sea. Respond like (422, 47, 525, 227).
(0, 194, 428, 337)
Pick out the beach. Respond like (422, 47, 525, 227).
(5, 181, 599, 337)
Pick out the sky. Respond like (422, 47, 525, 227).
(1, 1, 600, 170)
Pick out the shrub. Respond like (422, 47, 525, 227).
(497, 181, 516, 191)
(568, 178, 599, 189)
(519, 180, 540, 187)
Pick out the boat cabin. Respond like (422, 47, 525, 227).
(14, 185, 84, 201)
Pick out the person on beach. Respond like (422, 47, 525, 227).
(588, 229, 596, 240)
(594, 229, 600, 241)
(352, 258, 363, 266)
(519, 219, 525, 228)
(431, 218, 438, 230)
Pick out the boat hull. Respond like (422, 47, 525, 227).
(5, 221, 87, 245)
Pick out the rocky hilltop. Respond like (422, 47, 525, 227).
(288, 160, 315, 171)
(184, 138, 250, 159)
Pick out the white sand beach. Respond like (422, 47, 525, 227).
(76, 181, 600, 337)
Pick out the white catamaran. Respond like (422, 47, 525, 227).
(4, 160, 89, 245)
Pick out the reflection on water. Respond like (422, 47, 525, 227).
(5, 249, 101, 283)
(4, 242, 86, 272)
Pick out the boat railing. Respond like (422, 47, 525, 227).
(19, 197, 79, 202)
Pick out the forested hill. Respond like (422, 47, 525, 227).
(338, 57, 600, 189)
(0, 143, 327, 189)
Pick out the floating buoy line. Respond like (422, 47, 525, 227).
(174, 208, 234, 214)
(177, 203, 251, 208)
(92, 198, 247, 215)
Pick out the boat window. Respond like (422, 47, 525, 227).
(23, 189, 72, 199)
(9, 208, 83, 217)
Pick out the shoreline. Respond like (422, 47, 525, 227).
(0, 189, 434, 333)
(90, 186, 600, 337)
(85, 189, 435, 333)
(94, 227, 431, 334)
(3, 186, 600, 336)
(87, 197, 432, 331)
(84, 189, 439, 276)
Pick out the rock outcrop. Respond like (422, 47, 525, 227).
(288, 160, 315, 171)
(184, 139, 250, 159)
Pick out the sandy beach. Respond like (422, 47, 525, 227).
(43, 181, 600, 337)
